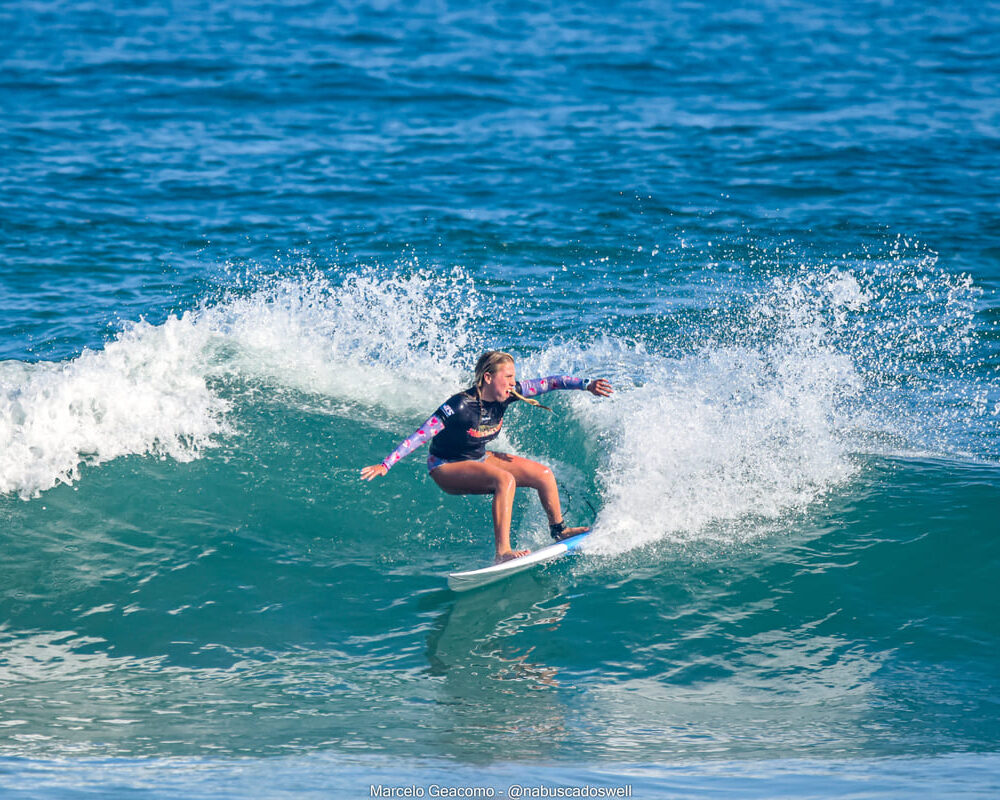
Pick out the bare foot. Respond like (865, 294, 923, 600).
(552, 525, 589, 541)
(495, 548, 530, 564)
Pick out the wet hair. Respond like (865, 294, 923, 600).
(473, 350, 552, 411)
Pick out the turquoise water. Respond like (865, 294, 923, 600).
(2, 1, 999, 797)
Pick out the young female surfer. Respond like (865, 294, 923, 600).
(360, 351, 613, 563)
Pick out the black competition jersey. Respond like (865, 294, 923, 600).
(428, 385, 520, 461)
(379, 374, 589, 472)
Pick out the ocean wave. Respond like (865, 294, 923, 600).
(2, 252, 991, 528)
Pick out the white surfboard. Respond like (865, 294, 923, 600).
(447, 531, 591, 592)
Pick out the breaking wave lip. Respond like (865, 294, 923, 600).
(0, 314, 230, 500)
(0, 266, 483, 500)
(199, 266, 483, 416)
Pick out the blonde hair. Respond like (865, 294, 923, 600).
(473, 350, 552, 412)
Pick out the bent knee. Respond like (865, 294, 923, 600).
(530, 466, 556, 489)
(493, 471, 516, 494)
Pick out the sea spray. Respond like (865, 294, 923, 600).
(0, 314, 228, 499)
(201, 266, 483, 414)
(565, 340, 859, 554)
(556, 251, 988, 554)
(0, 267, 485, 499)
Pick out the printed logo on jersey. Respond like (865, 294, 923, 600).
(440, 403, 454, 417)
(467, 420, 503, 438)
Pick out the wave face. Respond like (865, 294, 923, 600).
(1, 0, 999, 796)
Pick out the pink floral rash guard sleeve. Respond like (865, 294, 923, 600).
(378, 375, 589, 472)
(516, 375, 587, 396)
(380, 413, 445, 471)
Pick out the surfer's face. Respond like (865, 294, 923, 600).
(484, 361, 516, 401)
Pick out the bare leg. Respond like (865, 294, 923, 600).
(430, 460, 528, 563)
(485, 453, 589, 540)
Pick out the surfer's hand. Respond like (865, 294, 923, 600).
(360, 464, 388, 481)
(587, 378, 613, 397)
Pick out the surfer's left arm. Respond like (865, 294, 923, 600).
(517, 375, 613, 398)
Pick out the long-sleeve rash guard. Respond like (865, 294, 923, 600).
(380, 375, 589, 471)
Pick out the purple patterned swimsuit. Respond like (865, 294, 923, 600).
(379, 375, 589, 473)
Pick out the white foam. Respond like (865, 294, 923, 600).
(538, 270, 884, 555)
(200, 267, 479, 415)
(0, 267, 483, 499)
(578, 342, 859, 554)
(0, 314, 228, 499)
(569, 253, 989, 555)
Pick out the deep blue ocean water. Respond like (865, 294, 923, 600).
(2, 1, 999, 797)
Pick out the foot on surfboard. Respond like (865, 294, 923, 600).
(495, 548, 530, 564)
(550, 522, 589, 541)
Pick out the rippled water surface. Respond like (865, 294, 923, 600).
(2, 1, 999, 797)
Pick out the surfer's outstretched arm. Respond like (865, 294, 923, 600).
(360, 413, 445, 480)
(517, 375, 613, 398)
